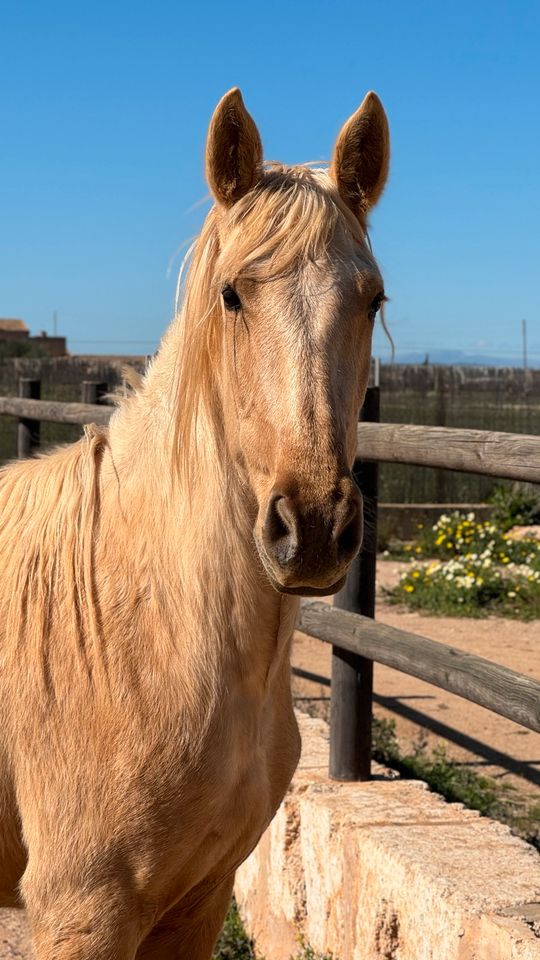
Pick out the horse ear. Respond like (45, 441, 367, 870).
(330, 92, 390, 216)
(206, 88, 263, 207)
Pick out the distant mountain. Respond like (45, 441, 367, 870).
(376, 349, 540, 368)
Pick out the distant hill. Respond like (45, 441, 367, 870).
(377, 349, 540, 368)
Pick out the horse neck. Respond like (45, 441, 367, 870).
(103, 322, 294, 682)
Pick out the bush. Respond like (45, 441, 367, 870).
(387, 511, 540, 619)
(392, 554, 540, 619)
(489, 483, 540, 531)
(405, 512, 540, 565)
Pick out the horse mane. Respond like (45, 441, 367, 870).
(0, 427, 108, 686)
(170, 164, 370, 487)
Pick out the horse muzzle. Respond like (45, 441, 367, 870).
(256, 476, 363, 596)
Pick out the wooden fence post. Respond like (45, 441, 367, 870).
(17, 378, 41, 459)
(81, 381, 108, 405)
(329, 386, 380, 780)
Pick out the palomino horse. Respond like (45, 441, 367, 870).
(0, 88, 389, 958)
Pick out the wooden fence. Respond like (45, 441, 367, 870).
(1, 378, 540, 782)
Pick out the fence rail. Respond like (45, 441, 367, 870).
(2, 391, 539, 481)
(0, 379, 539, 783)
(0, 394, 112, 427)
(356, 422, 540, 482)
(298, 601, 540, 733)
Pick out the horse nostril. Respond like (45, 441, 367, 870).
(334, 498, 362, 562)
(263, 493, 298, 568)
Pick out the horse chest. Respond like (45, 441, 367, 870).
(140, 681, 300, 901)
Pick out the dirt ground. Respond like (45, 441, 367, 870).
(1, 559, 538, 956)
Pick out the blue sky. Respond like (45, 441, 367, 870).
(2, 1, 539, 363)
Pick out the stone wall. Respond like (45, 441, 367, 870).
(235, 712, 540, 959)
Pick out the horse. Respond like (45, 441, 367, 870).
(0, 87, 389, 958)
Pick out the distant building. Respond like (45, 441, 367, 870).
(0, 318, 67, 357)
(31, 330, 68, 357)
(0, 319, 29, 341)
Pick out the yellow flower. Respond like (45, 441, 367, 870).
(412, 571, 420, 579)
(404, 584, 414, 593)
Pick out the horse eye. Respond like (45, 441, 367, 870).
(368, 292, 386, 322)
(221, 285, 241, 312)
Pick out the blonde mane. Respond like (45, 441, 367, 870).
(0, 427, 108, 690)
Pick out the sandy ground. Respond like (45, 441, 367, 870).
(1, 559, 538, 956)
(0, 911, 30, 959)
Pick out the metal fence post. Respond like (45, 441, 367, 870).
(330, 386, 380, 780)
(17, 378, 41, 459)
(81, 381, 108, 405)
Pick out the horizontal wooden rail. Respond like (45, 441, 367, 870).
(0, 396, 112, 427)
(1, 399, 537, 484)
(298, 600, 540, 734)
(357, 422, 540, 482)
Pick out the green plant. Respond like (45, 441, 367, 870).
(213, 900, 257, 960)
(412, 512, 539, 564)
(388, 553, 540, 619)
(371, 716, 401, 764)
(385, 511, 540, 620)
(489, 483, 540, 531)
(291, 937, 334, 960)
